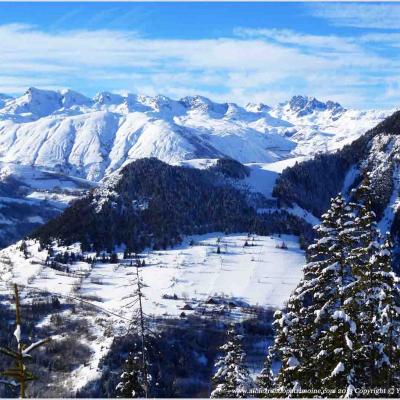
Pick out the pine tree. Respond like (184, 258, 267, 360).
(348, 226, 400, 392)
(268, 195, 364, 396)
(375, 236, 400, 392)
(270, 298, 312, 396)
(271, 195, 354, 395)
(310, 196, 359, 396)
(345, 174, 390, 389)
(256, 347, 275, 397)
(116, 346, 147, 398)
(320, 179, 400, 394)
(19, 241, 28, 259)
(266, 178, 400, 397)
(211, 325, 254, 398)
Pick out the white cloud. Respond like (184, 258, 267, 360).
(310, 3, 400, 30)
(235, 27, 360, 53)
(0, 23, 398, 108)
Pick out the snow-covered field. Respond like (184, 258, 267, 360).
(243, 157, 306, 197)
(0, 233, 304, 393)
(0, 233, 305, 317)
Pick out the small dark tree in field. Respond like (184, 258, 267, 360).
(110, 252, 119, 264)
(0, 284, 51, 398)
(19, 241, 29, 259)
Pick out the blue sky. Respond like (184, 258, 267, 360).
(1, 2, 400, 108)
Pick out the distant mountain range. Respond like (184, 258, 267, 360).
(0, 87, 392, 181)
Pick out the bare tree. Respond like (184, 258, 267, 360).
(117, 262, 154, 398)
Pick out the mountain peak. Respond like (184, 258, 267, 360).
(93, 91, 124, 105)
(146, 94, 185, 113)
(24, 87, 61, 100)
(6, 87, 63, 118)
(245, 102, 271, 113)
(180, 95, 228, 115)
(288, 95, 344, 116)
(60, 89, 92, 108)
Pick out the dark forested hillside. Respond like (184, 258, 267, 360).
(273, 110, 400, 217)
(33, 158, 312, 252)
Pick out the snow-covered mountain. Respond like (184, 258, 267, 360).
(0, 87, 394, 248)
(270, 96, 391, 155)
(0, 88, 392, 181)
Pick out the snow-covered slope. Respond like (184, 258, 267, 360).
(0, 233, 304, 394)
(271, 110, 400, 263)
(0, 233, 304, 316)
(0, 88, 393, 181)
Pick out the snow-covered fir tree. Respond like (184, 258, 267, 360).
(211, 325, 254, 398)
(256, 347, 275, 397)
(270, 195, 354, 395)
(310, 195, 359, 396)
(375, 236, 400, 392)
(265, 181, 400, 397)
(116, 346, 147, 398)
(346, 175, 394, 390)
(269, 296, 312, 395)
